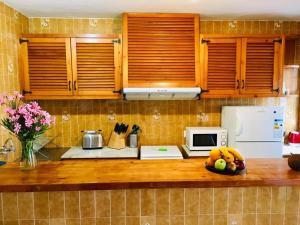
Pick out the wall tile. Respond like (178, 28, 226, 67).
(2, 186, 18, 220)
(156, 216, 170, 225)
(170, 215, 184, 225)
(271, 214, 284, 225)
(34, 192, 49, 219)
(111, 190, 125, 217)
(271, 187, 286, 213)
(257, 187, 271, 213)
(3, 220, 18, 225)
(95, 190, 110, 217)
(49, 219, 65, 225)
(65, 191, 80, 218)
(126, 216, 140, 225)
(214, 214, 227, 225)
(111, 216, 125, 225)
(80, 191, 95, 218)
(242, 214, 256, 225)
(243, 187, 257, 214)
(285, 187, 299, 214)
(284, 214, 298, 225)
(18, 192, 34, 220)
(170, 189, 184, 216)
(141, 189, 155, 216)
(228, 188, 242, 214)
(65, 219, 80, 225)
(49, 192, 65, 218)
(214, 188, 228, 214)
(198, 214, 213, 225)
(156, 189, 170, 216)
(35, 220, 49, 225)
(257, 213, 270, 225)
(199, 188, 213, 214)
(95, 217, 110, 225)
(184, 188, 199, 215)
(81, 218, 96, 225)
(126, 189, 140, 216)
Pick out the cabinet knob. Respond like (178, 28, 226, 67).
(272, 88, 280, 93)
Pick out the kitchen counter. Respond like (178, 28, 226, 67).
(0, 158, 299, 192)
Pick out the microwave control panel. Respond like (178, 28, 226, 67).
(220, 130, 228, 147)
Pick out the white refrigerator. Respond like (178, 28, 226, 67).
(221, 106, 284, 158)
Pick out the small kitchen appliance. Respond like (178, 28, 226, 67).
(222, 106, 284, 158)
(140, 146, 183, 160)
(82, 130, 104, 149)
(288, 131, 300, 146)
(184, 127, 227, 151)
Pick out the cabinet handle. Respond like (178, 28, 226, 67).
(73, 81, 77, 91)
(242, 80, 245, 89)
(236, 80, 240, 89)
(272, 88, 280, 93)
(22, 90, 32, 95)
(68, 81, 71, 91)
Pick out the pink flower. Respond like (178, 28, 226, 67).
(35, 127, 41, 131)
(13, 123, 21, 134)
(0, 96, 5, 105)
(13, 91, 23, 99)
(7, 95, 15, 101)
(11, 114, 20, 122)
(4, 107, 16, 115)
(18, 106, 28, 115)
(25, 115, 35, 128)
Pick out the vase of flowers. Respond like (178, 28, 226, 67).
(0, 92, 55, 170)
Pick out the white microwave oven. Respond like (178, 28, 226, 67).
(185, 127, 227, 151)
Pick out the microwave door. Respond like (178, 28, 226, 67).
(193, 134, 218, 149)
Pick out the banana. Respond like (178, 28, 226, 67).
(227, 147, 244, 161)
(219, 148, 234, 163)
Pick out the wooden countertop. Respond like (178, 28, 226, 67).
(0, 158, 299, 192)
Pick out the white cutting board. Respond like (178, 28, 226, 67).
(140, 145, 183, 160)
(61, 146, 138, 159)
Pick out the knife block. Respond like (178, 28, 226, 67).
(108, 131, 126, 150)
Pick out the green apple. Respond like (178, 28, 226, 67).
(214, 159, 226, 171)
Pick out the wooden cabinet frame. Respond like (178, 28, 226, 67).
(123, 13, 200, 88)
(71, 37, 121, 98)
(20, 37, 73, 96)
(19, 34, 122, 100)
(200, 34, 285, 98)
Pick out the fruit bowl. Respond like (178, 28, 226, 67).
(205, 147, 246, 176)
(205, 165, 246, 175)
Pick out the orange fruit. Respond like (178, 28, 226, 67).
(209, 148, 221, 161)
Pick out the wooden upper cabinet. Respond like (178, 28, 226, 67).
(200, 35, 284, 98)
(123, 13, 200, 88)
(71, 37, 121, 98)
(200, 36, 241, 95)
(20, 35, 121, 99)
(241, 37, 284, 95)
(20, 37, 73, 96)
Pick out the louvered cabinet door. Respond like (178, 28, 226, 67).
(71, 38, 121, 98)
(123, 13, 200, 87)
(200, 37, 241, 96)
(241, 37, 283, 95)
(20, 38, 73, 97)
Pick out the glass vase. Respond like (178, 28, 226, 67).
(20, 140, 37, 170)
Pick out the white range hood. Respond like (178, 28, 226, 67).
(123, 87, 201, 100)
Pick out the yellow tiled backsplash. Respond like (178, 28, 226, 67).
(0, 1, 299, 151)
(0, 186, 299, 225)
